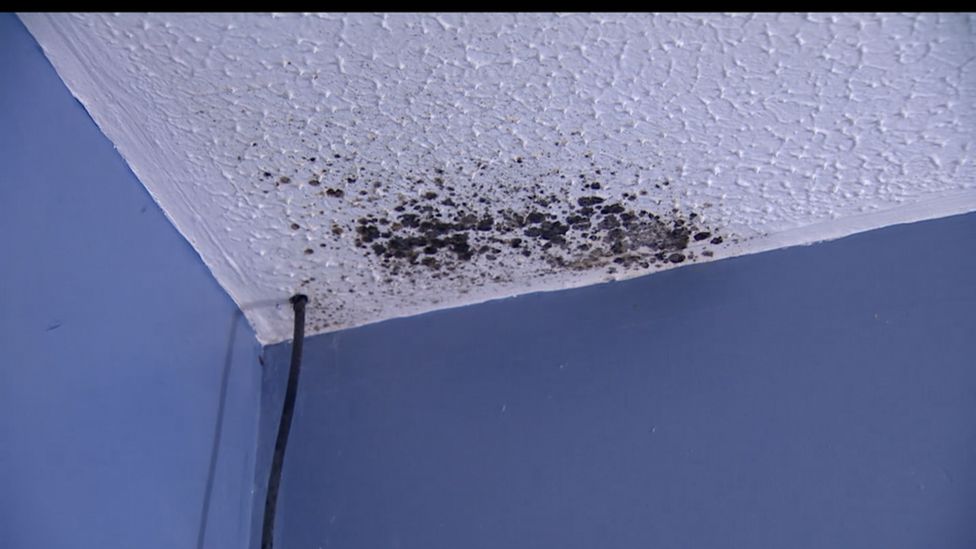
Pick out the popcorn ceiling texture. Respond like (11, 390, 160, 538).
(20, 13, 976, 344)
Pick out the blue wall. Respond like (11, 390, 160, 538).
(6, 11, 976, 549)
(0, 15, 262, 549)
(262, 211, 976, 548)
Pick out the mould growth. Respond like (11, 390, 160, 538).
(265, 149, 729, 303)
(256, 132, 734, 335)
(350, 189, 716, 277)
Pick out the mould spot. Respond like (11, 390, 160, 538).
(578, 196, 605, 207)
(346, 158, 725, 280)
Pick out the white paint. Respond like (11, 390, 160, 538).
(19, 13, 976, 344)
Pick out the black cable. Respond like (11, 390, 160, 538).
(261, 294, 309, 549)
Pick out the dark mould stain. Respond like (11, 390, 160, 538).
(347, 169, 726, 278)
(267, 146, 731, 335)
(577, 196, 605, 207)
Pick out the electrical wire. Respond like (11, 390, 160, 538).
(261, 294, 308, 549)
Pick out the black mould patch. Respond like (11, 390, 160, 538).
(261, 146, 732, 334)
(348, 176, 725, 278)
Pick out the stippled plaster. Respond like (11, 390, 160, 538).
(19, 13, 976, 344)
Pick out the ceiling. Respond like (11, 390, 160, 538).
(21, 13, 976, 344)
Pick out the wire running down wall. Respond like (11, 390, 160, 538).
(19, 13, 976, 343)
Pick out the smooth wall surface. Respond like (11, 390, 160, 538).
(262, 211, 976, 548)
(0, 15, 262, 549)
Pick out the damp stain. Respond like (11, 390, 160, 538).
(349, 188, 717, 277)
(257, 143, 733, 334)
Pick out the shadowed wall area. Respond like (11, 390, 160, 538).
(260, 211, 976, 549)
(0, 15, 262, 549)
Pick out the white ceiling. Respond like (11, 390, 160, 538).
(21, 13, 976, 344)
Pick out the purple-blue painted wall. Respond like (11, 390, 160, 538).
(260, 211, 976, 548)
(0, 15, 261, 549)
(5, 11, 976, 549)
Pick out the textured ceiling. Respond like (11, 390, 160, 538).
(21, 13, 976, 344)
